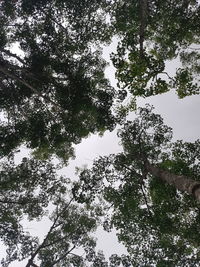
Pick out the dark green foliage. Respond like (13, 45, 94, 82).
(0, 155, 132, 266)
(110, 0, 200, 98)
(0, 0, 200, 266)
(0, 156, 109, 267)
(0, 157, 61, 265)
(0, 0, 115, 161)
(74, 106, 200, 266)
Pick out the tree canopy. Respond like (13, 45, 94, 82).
(111, 0, 200, 98)
(74, 106, 200, 266)
(0, 0, 200, 266)
(0, 0, 199, 160)
(0, 0, 116, 161)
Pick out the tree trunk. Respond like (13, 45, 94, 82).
(26, 260, 39, 267)
(145, 161, 200, 201)
(139, 0, 148, 57)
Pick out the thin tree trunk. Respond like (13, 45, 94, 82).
(139, 0, 148, 58)
(145, 161, 200, 201)
(26, 260, 39, 267)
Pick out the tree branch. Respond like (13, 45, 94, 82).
(40, 7, 69, 37)
(145, 160, 200, 201)
(50, 245, 76, 266)
(140, 183, 152, 217)
(120, 162, 152, 217)
(25, 198, 74, 267)
(0, 64, 58, 108)
(0, 48, 26, 65)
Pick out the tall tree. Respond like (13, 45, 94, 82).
(109, 0, 200, 98)
(0, 156, 114, 267)
(0, 157, 64, 266)
(0, 0, 115, 161)
(0, 157, 133, 267)
(73, 106, 200, 266)
(1, 1, 200, 265)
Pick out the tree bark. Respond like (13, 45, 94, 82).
(139, 0, 148, 58)
(26, 260, 39, 267)
(145, 161, 200, 201)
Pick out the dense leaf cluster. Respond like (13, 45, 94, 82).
(0, 0, 199, 266)
(111, 0, 200, 97)
(0, 0, 115, 161)
(74, 106, 200, 266)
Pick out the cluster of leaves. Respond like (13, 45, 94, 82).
(110, 0, 200, 98)
(73, 106, 200, 266)
(0, 1, 200, 266)
(0, 0, 116, 161)
(0, 1, 199, 162)
(0, 155, 133, 266)
(0, 157, 66, 265)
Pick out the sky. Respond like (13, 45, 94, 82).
(1, 40, 200, 267)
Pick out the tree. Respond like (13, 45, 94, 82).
(22, 203, 98, 267)
(109, 0, 200, 98)
(0, 155, 133, 267)
(0, 156, 109, 267)
(1, 1, 200, 266)
(1, 0, 199, 162)
(73, 106, 200, 266)
(0, 156, 64, 266)
(0, 0, 116, 161)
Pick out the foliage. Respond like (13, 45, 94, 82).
(74, 106, 200, 266)
(110, 0, 200, 98)
(0, 1, 199, 162)
(0, 1, 200, 266)
(0, 156, 102, 267)
(0, 0, 116, 161)
(0, 155, 133, 267)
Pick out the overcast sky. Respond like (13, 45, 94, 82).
(1, 41, 200, 266)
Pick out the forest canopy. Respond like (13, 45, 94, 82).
(0, 0, 200, 266)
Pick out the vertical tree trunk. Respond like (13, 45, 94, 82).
(145, 161, 200, 201)
(139, 0, 148, 57)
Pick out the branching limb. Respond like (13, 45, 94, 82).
(50, 245, 76, 266)
(25, 198, 74, 267)
(120, 162, 153, 219)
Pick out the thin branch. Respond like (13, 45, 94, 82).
(120, 161, 153, 219)
(140, 183, 152, 217)
(0, 65, 42, 96)
(49, 245, 76, 266)
(54, 197, 75, 225)
(0, 48, 26, 65)
(161, 71, 175, 82)
(42, 233, 71, 249)
(25, 198, 74, 267)
(0, 64, 58, 108)
(40, 7, 69, 36)
(119, 161, 153, 221)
